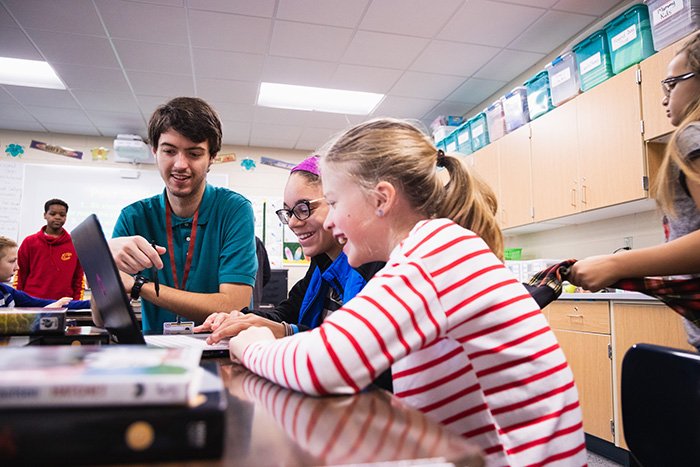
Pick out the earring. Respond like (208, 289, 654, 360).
(376, 208, 384, 217)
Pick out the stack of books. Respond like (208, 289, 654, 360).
(0, 345, 226, 464)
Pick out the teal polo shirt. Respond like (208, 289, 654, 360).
(113, 184, 257, 333)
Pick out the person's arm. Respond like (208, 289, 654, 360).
(109, 236, 165, 274)
(569, 229, 700, 291)
(72, 260, 85, 300)
(230, 260, 446, 395)
(10, 287, 55, 308)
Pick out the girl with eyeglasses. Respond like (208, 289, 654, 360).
(570, 34, 700, 350)
(225, 118, 585, 466)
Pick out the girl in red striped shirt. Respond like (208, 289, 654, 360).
(230, 118, 586, 466)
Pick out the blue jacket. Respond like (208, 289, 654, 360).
(1, 283, 90, 309)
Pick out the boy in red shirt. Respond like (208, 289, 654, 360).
(15, 199, 85, 300)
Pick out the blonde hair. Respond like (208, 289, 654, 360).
(653, 34, 700, 215)
(0, 236, 18, 259)
(322, 118, 504, 260)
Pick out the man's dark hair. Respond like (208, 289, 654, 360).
(44, 198, 68, 213)
(147, 97, 222, 158)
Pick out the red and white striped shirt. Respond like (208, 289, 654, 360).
(241, 218, 586, 466)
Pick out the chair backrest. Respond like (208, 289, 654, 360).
(621, 343, 700, 467)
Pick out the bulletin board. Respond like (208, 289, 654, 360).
(14, 164, 227, 242)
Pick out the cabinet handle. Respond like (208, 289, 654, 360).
(581, 182, 587, 204)
(571, 187, 576, 207)
(567, 314, 584, 319)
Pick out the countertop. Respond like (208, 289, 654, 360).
(559, 291, 658, 302)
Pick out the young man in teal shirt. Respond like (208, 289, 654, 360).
(109, 97, 256, 334)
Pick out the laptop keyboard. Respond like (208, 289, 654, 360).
(145, 334, 230, 351)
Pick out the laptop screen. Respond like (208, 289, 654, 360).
(71, 214, 146, 345)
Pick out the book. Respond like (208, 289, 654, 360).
(0, 363, 227, 465)
(0, 308, 66, 335)
(0, 345, 203, 408)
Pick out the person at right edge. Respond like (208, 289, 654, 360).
(569, 34, 700, 351)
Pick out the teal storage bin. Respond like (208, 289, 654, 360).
(573, 30, 613, 92)
(436, 138, 447, 153)
(524, 71, 553, 120)
(455, 122, 473, 155)
(443, 130, 459, 154)
(604, 4, 655, 75)
(468, 113, 489, 152)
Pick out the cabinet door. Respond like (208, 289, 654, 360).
(530, 100, 580, 221)
(471, 142, 500, 198)
(554, 329, 613, 442)
(577, 66, 646, 210)
(640, 45, 677, 141)
(611, 303, 694, 449)
(497, 126, 533, 228)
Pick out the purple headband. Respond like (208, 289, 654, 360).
(291, 155, 320, 176)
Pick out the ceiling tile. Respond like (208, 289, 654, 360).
(389, 71, 464, 100)
(411, 40, 499, 77)
(329, 64, 402, 93)
(276, 0, 368, 28)
(188, 10, 271, 54)
(42, 122, 100, 136)
(197, 78, 259, 105)
(510, 10, 596, 53)
(474, 49, 546, 81)
(214, 103, 257, 123)
(294, 126, 339, 150)
(52, 64, 130, 93)
(0, 88, 15, 103)
(447, 77, 507, 104)
(507, 0, 558, 7)
(439, 0, 544, 47)
(0, 6, 15, 27)
(0, 119, 45, 132)
(5, 86, 79, 108)
(250, 122, 303, 145)
(135, 0, 184, 6)
(114, 39, 191, 73)
(253, 106, 360, 129)
(422, 101, 474, 122)
(71, 90, 141, 113)
(360, 0, 463, 37)
(249, 136, 299, 149)
(135, 95, 170, 118)
(86, 110, 145, 129)
(0, 27, 42, 60)
(553, 0, 622, 16)
(371, 96, 440, 119)
(28, 30, 120, 68)
(187, 0, 276, 17)
(270, 21, 354, 62)
(129, 71, 195, 96)
(193, 49, 265, 82)
(342, 31, 429, 69)
(23, 106, 93, 124)
(96, 0, 188, 45)
(0, 103, 37, 121)
(261, 56, 337, 87)
(3, 0, 105, 35)
(220, 121, 251, 143)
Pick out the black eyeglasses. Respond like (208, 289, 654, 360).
(661, 72, 696, 96)
(275, 198, 324, 224)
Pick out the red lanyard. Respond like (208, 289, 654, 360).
(165, 197, 199, 290)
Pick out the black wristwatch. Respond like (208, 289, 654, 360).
(131, 274, 149, 300)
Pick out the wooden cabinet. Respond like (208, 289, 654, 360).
(547, 300, 694, 449)
(470, 141, 500, 201)
(640, 45, 677, 141)
(548, 301, 613, 441)
(495, 125, 533, 228)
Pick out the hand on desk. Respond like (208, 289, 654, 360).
(109, 236, 166, 274)
(197, 311, 285, 343)
(44, 296, 72, 308)
(229, 326, 275, 360)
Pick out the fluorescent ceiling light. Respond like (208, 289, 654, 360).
(0, 57, 65, 89)
(258, 82, 383, 115)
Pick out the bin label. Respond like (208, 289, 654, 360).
(471, 123, 484, 138)
(446, 140, 457, 152)
(580, 52, 602, 74)
(551, 67, 571, 88)
(457, 131, 470, 145)
(611, 24, 638, 51)
(653, 0, 684, 25)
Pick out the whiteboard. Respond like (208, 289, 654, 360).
(18, 164, 228, 242)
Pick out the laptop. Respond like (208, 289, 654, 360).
(71, 214, 230, 357)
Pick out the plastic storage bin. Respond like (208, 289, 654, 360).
(443, 130, 459, 154)
(502, 87, 530, 132)
(546, 52, 580, 106)
(455, 122, 473, 155)
(573, 30, 614, 91)
(645, 0, 700, 51)
(485, 100, 507, 141)
(605, 4, 656, 74)
(468, 113, 489, 151)
(524, 71, 553, 120)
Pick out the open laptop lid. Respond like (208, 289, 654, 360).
(71, 214, 145, 344)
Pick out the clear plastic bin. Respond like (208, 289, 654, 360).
(443, 130, 459, 154)
(605, 4, 656, 74)
(484, 100, 507, 141)
(546, 52, 580, 106)
(573, 30, 614, 92)
(524, 71, 553, 120)
(455, 122, 473, 155)
(433, 125, 459, 142)
(645, 0, 700, 51)
(502, 87, 530, 132)
(469, 113, 489, 152)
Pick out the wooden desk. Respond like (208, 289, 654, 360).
(200, 360, 484, 466)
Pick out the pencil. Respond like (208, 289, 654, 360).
(151, 241, 160, 297)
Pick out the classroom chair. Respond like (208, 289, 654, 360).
(621, 343, 700, 467)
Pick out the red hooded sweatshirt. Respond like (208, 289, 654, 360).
(15, 226, 85, 300)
